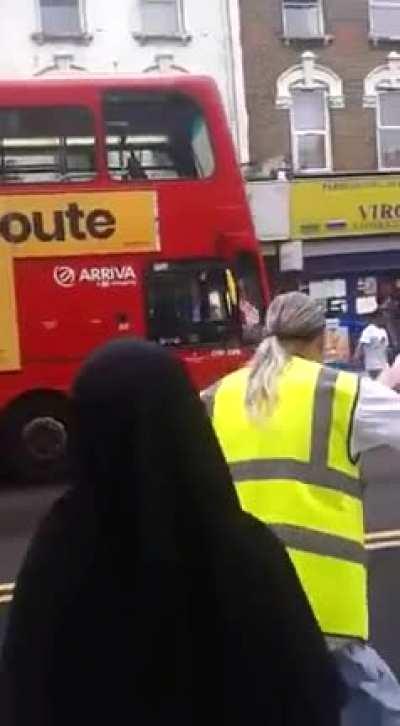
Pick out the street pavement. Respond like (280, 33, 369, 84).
(0, 483, 65, 650)
(362, 447, 400, 677)
(0, 449, 399, 677)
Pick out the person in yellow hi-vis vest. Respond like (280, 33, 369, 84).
(202, 291, 400, 726)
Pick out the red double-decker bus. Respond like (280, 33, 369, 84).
(0, 74, 268, 480)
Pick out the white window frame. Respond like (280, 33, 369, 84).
(369, 0, 400, 41)
(277, 53, 343, 174)
(364, 53, 400, 169)
(282, 0, 325, 40)
(35, 0, 88, 40)
(290, 85, 332, 173)
(139, 0, 186, 38)
(376, 90, 400, 171)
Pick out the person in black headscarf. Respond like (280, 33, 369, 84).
(1, 340, 346, 726)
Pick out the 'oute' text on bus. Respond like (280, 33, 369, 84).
(0, 203, 116, 244)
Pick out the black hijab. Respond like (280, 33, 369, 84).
(1, 340, 345, 726)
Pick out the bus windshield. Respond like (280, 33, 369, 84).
(147, 261, 240, 347)
(105, 91, 215, 181)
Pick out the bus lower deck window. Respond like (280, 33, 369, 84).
(0, 106, 95, 184)
(104, 91, 215, 181)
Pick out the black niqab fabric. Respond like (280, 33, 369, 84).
(1, 340, 346, 726)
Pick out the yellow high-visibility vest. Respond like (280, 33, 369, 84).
(204, 356, 367, 640)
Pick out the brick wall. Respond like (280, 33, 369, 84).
(240, 0, 399, 172)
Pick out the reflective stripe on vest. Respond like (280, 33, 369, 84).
(210, 357, 368, 640)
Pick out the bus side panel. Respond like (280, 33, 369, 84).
(14, 256, 147, 363)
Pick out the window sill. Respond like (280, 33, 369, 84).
(132, 31, 192, 46)
(31, 31, 93, 46)
(281, 34, 334, 46)
(369, 33, 400, 46)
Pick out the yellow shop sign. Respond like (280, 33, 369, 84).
(0, 190, 159, 257)
(291, 176, 400, 239)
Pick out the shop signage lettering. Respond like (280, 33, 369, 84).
(359, 204, 400, 221)
(291, 176, 400, 239)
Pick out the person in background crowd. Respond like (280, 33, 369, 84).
(1, 339, 345, 726)
(202, 292, 400, 726)
(354, 309, 389, 379)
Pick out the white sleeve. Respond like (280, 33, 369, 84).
(351, 376, 400, 457)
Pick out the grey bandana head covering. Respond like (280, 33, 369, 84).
(264, 292, 326, 341)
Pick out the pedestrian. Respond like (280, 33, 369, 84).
(202, 291, 400, 726)
(354, 308, 389, 378)
(1, 339, 345, 726)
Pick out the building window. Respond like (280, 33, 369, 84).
(369, 0, 400, 40)
(377, 91, 400, 169)
(38, 0, 85, 37)
(277, 54, 343, 173)
(290, 87, 331, 171)
(140, 0, 184, 37)
(364, 53, 400, 168)
(282, 0, 324, 39)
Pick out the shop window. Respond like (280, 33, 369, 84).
(356, 277, 378, 315)
(369, 0, 400, 41)
(140, 0, 185, 37)
(38, 0, 86, 38)
(282, 0, 324, 39)
(290, 88, 331, 171)
(301, 278, 350, 365)
(377, 91, 400, 170)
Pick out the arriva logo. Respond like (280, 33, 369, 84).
(53, 265, 137, 288)
(54, 266, 76, 288)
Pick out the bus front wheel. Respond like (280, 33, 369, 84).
(0, 392, 69, 484)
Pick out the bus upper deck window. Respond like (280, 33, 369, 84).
(0, 106, 95, 184)
(104, 91, 215, 181)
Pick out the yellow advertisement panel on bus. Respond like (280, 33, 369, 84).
(0, 248, 20, 372)
(291, 176, 400, 239)
(0, 190, 159, 258)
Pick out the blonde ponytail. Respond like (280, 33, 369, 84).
(245, 292, 325, 420)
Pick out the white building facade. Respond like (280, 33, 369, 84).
(0, 0, 248, 162)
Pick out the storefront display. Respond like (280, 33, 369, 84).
(324, 319, 351, 365)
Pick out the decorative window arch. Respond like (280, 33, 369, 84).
(276, 52, 344, 173)
(142, 54, 189, 74)
(364, 52, 400, 107)
(34, 53, 87, 76)
(276, 52, 344, 109)
(364, 52, 400, 170)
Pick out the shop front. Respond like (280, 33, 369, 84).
(288, 176, 400, 366)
